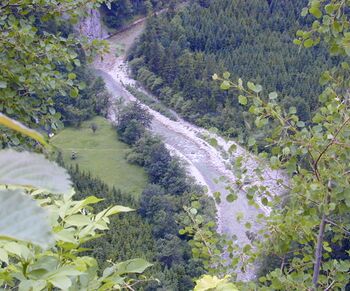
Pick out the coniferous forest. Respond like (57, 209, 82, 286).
(67, 161, 215, 290)
(128, 0, 337, 144)
(101, 0, 176, 29)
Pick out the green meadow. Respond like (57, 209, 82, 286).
(51, 116, 148, 197)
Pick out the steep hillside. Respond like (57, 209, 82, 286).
(128, 0, 336, 145)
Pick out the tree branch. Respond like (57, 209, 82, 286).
(324, 280, 335, 291)
(185, 207, 214, 257)
(325, 218, 350, 236)
(313, 116, 350, 180)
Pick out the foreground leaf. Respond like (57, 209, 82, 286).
(115, 258, 153, 275)
(194, 275, 238, 291)
(0, 113, 48, 146)
(103, 258, 153, 278)
(105, 205, 134, 217)
(0, 189, 53, 248)
(0, 150, 72, 194)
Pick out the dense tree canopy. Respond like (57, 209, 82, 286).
(116, 101, 152, 144)
(187, 0, 350, 289)
(101, 0, 178, 29)
(0, 0, 109, 148)
(128, 0, 338, 146)
(68, 120, 216, 290)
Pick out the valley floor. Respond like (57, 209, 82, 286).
(51, 116, 148, 197)
(92, 14, 286, 281)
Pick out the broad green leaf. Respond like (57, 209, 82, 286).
(248, 137, 256, 146)
(48, 266, 83, 277)
(247, 81, 256, 91)
(190, 208, 198, 215)
(194, 275, 222, 291)
(3, 242, 32, 261)
(309, 6, 322, 18)
(301, 7, 308, 17)
(255, 117, 268, 128)
(304, 38, 314, 48)
(289, 106, 297, 114)
(223, 71, 230, 79)
(78, 82, 86, 90)
(49, 275, 72, 290)
(296, 121, 305, 128)
(0, 248, 8, 264)
(0, 189, 53, 248)
(337, 260, 350, 272)
(0, 150, 72, 195)
(194, 275, 238, 291)
(68, 73, 76, 80)
(116, 258, 152, 275)
(243, 244, 252, 253)
(65, 214, 91, 227)
(269, 92, 278, 100)
(19, 280, 46, 291)
(54, 229, 76, 243)
(254, 84, 263, 93)
(0, 81, 7, 88)
(103, 258, 152, 278)
(78, 196, 104, 206)
(293, 39, 302, 45)
(29, 255, 59, 274)
(220, 80, 230, 90)
(238, 95, 247, 105)
(325, 4, 335, 14)
(70, 88, 79, 98)
(342, 33, 350, 56)
(0, 113, 48, 146)
(67, 196, 104, 215)
(105, 205, 134, 217)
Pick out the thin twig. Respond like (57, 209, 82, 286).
(325, 218, 350, 236)
(313, 116, 350, 181)
(324, 280, 335, 291)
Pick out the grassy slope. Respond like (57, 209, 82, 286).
(51, 116, 147, 197)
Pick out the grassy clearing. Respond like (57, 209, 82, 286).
(51, 116, 148, 198)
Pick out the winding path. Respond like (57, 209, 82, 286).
(91, 15, 285, 281)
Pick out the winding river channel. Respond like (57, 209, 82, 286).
(87, 15, 285, 281)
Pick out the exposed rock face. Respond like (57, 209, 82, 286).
(77, 9, 109, 40)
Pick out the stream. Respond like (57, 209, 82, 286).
(82, 11, 285, 281)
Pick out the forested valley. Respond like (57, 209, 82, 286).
(101, 0, 172, 29)
(128, 0, 337, 146)
(1, 0, 350, 290)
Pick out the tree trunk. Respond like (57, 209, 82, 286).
(312, 213, 326, 289)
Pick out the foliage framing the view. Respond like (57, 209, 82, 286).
(189, 0, 350, 289)
(0, 0, 156, 288)
(0, 0, 109, 147)
(0, 114, 153, 290)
